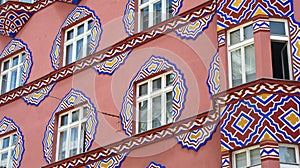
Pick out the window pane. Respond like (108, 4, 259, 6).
(230, 29, 240, 45)
(152, 96, 161, 129)
(270, 21, 286, 36)
(60, 114, 68, 127)
(245, 44, 256, 82)
(69, 127, 78, 157)
(1, 74, 8, 94)
(12, 56, 19, 66)
(244, 24, 253, 40)
(166, 0, 172, 19)
(76, 39, 83, 60)
(66, 30, 74, 40)
(2, 137, 10, 149)
(138, 100, 148, 133)
(72, 110, 79, 123)
(141, 7, 149, 30)
(152, 78, 161, 92)
(279, 146, 296, 164)
(77, 24, 84, 36)
(12, 134, 17, 146)
(153, 1, 162, 25)
(138, 83, 148, 97)
(10, 70, 17, 90)
(1, 152, 8, 166)
(236, 152, 247, 168)
(58, 131, 67, 160)
(166, 91, 172, 123)
(80, 122, 86, 153)
(141, 0, 148, 4)
(88, 20, 93, 30)
(3, 60, 9, 71)
(250, 148, 261, 166)
(83, 107, 89, 119)
(86, 35, 92, 56)
(231, 49, 242, 87)
(66, 44, 73, 65)
(166, 73, 174, 87)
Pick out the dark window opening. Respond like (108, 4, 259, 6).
(271, 41, 290, 80)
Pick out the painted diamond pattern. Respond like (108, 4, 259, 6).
(280, 108, 300, 130)
(233, 112, 254, 134)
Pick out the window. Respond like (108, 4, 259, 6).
(0, 52, 25, 94)
(279, 144, 299, 168)
(56, 106, 89, 160)
(136, 72, 174, 134)
(63, 19, 93, 66)
(228, 23, 255, 87)
(233, 146, 261, 168)
(0, 133, 17, 168)
(138, 0, 172, 31)
(270, 19, 291, 80)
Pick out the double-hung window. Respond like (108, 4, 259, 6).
(279, 144, 299, 168)
(228, 23, 255, 87)
(0, 52, 24, 94)
(270, 19, 291, 80)
(232, 146, 261, 168)
(0, 133, 17, 168)
(56, 106, 89, 160)
(136, 72, 174, 134)
(138, 0, 172, 31)
(64, 19, 93, 66)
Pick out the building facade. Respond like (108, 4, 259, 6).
(0, 0, 299, 167)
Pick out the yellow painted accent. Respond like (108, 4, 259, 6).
(217, 25, 224, 32)
(295, 41, 300, 56)
(73, 12, 80, 19)
(87, 119, 93, 131)
(129, 10, 134, 22)
(190, 131, 202, 139)
(231, 0, 243, 8)
(33, 92, 43, 99)
(105, 58, 117, 67)
(9, 45, 15, 51)
(174, 85, 180, 101)
(258, 93, 271, 100)
(148, 64, 157, 71)
(100, 159, 113, 168)
(126, 104, 131, 119)
(68, 96, 75, 103)
(221, 145, 228, 152)
(55, 46, 59, 57)
(188, 21, 200, 30)
(261, 132, 274, 141)
(23, 62, 28, 72)
(214, 71, 220, 86)
(237, 117, 248, 129)
(252, 7, 268, 17)
(286, 113, 299, 126)
(15, 146, 19, 157)
(0, 125, 7, 130)
(47, 133, 53, 146)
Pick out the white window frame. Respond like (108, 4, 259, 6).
(269, 18, 292, 80)
(135, 72, 173, 134)
(232, 145, 261, 168)
(63, 18, 93, 66)
(0, 52, 24, 94)
(138, 0, 171, 31)
(0, 133, 17, 168)
(279, 143, 300, 168)
(227, 22, 255, 88)
(55, 106, 88, 161)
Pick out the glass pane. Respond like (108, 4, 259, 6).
(12, 134, 17, 146)
(83, 107, 89, 119)
(77, 24, 84, 36)
(166, 0, 172, 19)
(80, 122, 86, 153)
(60, 114, 68, 127)
(1, 152, 8, 165)
(10, 70, 17, 90)
(138, 83, 148, 97)
(66, 44, 73, 65)
(1, 74, 7, 94)
(231, 49, 242, 87)
(76, 39, 83, 60)
(244, 24, 253, 40)
(138, 100, 148, 133)
(88, 20, 93, 30)
(69, 127, 78, 157)
(153, 1, 162, 25)
(166, 73, 174, 86)
(3, 60, 9, 71)
(250, 148, 261, 166)
(166, 91, 172, 123)
(245, 44, 256, 82)
(141, 7, 149, 30)
(270, 21, 286, 36)
(2, 137, 10, 149)
(230, 29, 240, 45)
(236, 152, 247, 168)
(141, 0, 148, 4)
(279, 146, 296, 164)
(86, 35, 91, 56)
(72, 110, 79, 123)
(152, 78, 161, 92)
(66, 30, 74, 40)
(58, 131, 67, 160)
(12, 56, 19, 66)
(152, 96, 161, 129)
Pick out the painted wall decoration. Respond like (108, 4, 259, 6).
(0, 0, 79, 37)
(146, 161, 166, 168)
(87, 152, 127, 168)
(42, 89, 98, 164)
(123, 0, 183, 36)
(176, 110, 218, 151)
(22, 84, 55, 106)
(120, 56, 187, 136)
(220, 82, 300, 151)
(0, 39, 33, 87)
(217, 0, 300, 80)
(206, 51, 220, 99)
(50, 6, 102, 70)
(0, 117, 25, 168)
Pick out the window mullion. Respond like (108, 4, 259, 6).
(149, 3, 154, 27)
(161, 75, 166, 125)
(241, 47, 246, 83)
(148, 81, 152, 130)
(161, 0, 166, 21)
